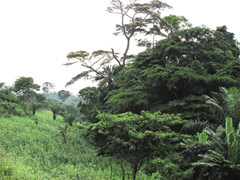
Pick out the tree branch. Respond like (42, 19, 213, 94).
(111, 48, 122, 66)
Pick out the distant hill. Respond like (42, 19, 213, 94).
(46, 92, 81, 107)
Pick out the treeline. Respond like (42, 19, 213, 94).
(0, 78, 80, 126)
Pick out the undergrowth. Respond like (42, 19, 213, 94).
(0, 110, 149, 179)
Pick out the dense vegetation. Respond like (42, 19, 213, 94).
(1, 0, 240, 179)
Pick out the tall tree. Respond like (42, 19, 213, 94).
(65, 50, 114, 86)
(42, 82, 55, 95)
(106, 26, 240, 121)
(58, 90, 71, 103)
(107, 0, 172, 65)
(64, 0, 181, 86)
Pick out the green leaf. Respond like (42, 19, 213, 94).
(226, 117, 234, 145)
(230, 139, 239, 163)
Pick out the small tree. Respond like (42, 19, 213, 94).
(13, 77, 40, 102)
(29, 93, 46, 115)
(48, 100, 66, 120)
(52, 124, 69, 144)
(89, 111, 187, 180)
(64, 114, 75, 126)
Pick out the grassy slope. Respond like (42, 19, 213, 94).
(0, 111, 148, 180)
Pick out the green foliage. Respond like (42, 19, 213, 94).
(47, 99, 66, 120)
(106, 26, 240, 121)
(181, 120, 209, 135)
(0, 110, 151, 180)
(0, 157, 14, 180)
(65, 50, 114, 86)
(13, 76, 40, 102)
(10, 77, 46, 115)
(29, 92, 46, 115)
(156, 95, 216, 122)
(198, 130, 208, 144)
(64, 114, 75, 126)
(148, 155, 194, 180)
(0, 87, 29, 116)
(58, 90, 71, 103)
(89, 111, 189, 180)
(105, 64, 155, 113)
(0, 101, 28, 117)
(193, 117, 240, 179)
(46, 92, 80, 107)
(205, 87, 240, 127)
(78, 87, 101, 122)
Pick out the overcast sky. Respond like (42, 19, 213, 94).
(0, 0, 239, 95)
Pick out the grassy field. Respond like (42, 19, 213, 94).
(0, 110, 149, 180)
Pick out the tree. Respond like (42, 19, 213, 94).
(48, 100, 66, 120)
(12, 77, 47, 115)
(42, 82, 54, 95)
(88, 111, 188, 180)
(107, 0, 172, 65)
(52, 124, 70, 144)
(58, 90, 71, 103)
(29, 93, 46, 115)
(65, 50, 114, 86)
(64, 114, 75, 126)
(0, 86, 29, 116)
(106, 26, 240, 121)
(13, 77, 40, 102)
(137, 14, 191, 48)
(77, 87, 101, 122)
(64, 0, 185, 86)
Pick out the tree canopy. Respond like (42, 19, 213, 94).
(105, 26, 240, 122)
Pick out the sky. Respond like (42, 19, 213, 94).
(0, 0, 239, 95)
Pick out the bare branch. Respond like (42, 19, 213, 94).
(111, 48, 122, 66)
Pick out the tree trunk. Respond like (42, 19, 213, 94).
(69, 120, 73, 126)
(120, 157, 125, 180)
(53, 113, 56, 120)
(132, 167, 138, 180)
(32, 106, 36, 115)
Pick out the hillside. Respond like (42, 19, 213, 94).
(0, 110, 149, 180)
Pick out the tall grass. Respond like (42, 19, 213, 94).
(0, 110, 149, 179)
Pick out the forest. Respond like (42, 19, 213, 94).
(1, 0, 240, 179)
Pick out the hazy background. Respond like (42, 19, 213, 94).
(0, 0, 239, 95)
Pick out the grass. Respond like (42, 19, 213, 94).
(0, 110, 150, 179)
